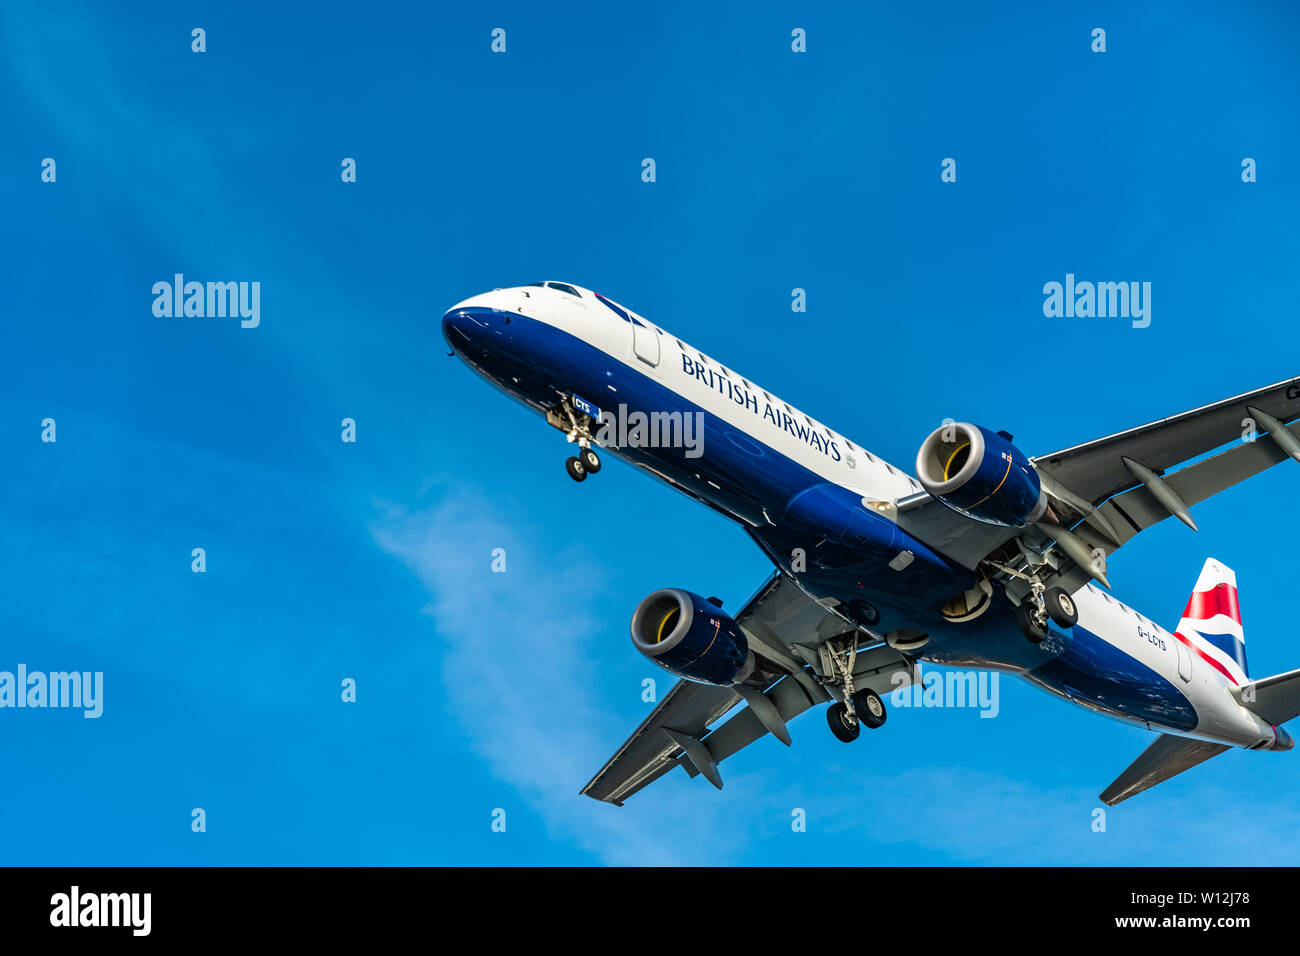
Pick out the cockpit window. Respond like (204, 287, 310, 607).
(595, 292, 633, 322)
(546, 282, 581, 298)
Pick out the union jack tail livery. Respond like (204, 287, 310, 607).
(1177, 558, 1249, 685)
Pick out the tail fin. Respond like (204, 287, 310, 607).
(1174, 558, 1249, 685)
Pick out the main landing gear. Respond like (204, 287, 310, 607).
(818, 632, 888, 743)
(826, 691, 887, 742)
(1015, 585, 1079, 644)
(980, 552, 1081, 646)
(548, 395, 603, 483)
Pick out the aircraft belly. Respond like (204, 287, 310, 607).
(1027, 625, 1198, 730)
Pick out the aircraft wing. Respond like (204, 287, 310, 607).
(580, 572, 917, 804)
(1034, 376, 1300, 592)
(896, 376, 1300, 591)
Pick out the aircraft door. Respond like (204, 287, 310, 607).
(631, 319, 660, 367)
(1176, 640, 1193, 682)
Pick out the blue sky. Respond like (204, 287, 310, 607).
(2, 0, 1299, 865)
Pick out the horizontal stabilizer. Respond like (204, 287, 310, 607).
(1234, 667, 1300, 726)
(1100, 733, 1231, 806)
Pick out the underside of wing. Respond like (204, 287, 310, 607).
(580, 573, 916, 804)
(1033, 376, 1300, 506)
(897, 377, 1300, 604)
(579, 679, 746, 805)
(1036, 376, 1300, 594)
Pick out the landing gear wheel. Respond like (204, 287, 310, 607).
(580, 447, 601, 473)
(826, 702, 861, 742)
(1044, 587, 1079, 628)
(853, 690, 887, 729)
(564, 456, 587, 482)
(1016, 600, 1047, 644)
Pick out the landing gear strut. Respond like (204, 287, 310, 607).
(820, 633, 888, 742)
(551, 395, 603, 482)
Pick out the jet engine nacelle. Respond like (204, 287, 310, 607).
(630, 588, 755, 686)
(916, 422, 1047, 527)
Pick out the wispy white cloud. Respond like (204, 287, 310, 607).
(371, 487, 765, 865)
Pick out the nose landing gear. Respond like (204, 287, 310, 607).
(565, 456, 588, 482)
(564, 445, 601, 482)
(548, 395, 604, 483)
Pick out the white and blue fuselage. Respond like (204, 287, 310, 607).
(442, 282, 1285, 752)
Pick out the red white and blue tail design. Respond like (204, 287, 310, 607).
(1174, 558, 1249, 685)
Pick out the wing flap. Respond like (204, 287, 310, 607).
(677, 676, 827, 780)
(580, 679, 742, 805)
(1100, 733, 1231, 806)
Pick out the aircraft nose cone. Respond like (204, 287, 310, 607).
(442, 307, 476, 350)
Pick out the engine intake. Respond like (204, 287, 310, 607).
(630, 588, 754, 686)
(916, 422, 1047, 527)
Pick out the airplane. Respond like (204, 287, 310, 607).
(442, 280, 1300, 806)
